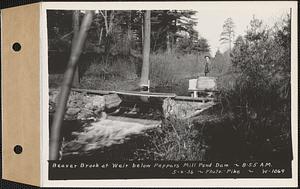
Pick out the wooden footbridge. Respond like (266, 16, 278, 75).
(71, 88, 215, 103)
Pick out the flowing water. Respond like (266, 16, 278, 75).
(50, 108, 163, 160)
(61, 116, 161, 158)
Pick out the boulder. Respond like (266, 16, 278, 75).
(104, 94, 122, 109)
(66, 108, 81, 116)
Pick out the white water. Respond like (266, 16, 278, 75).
(61, 116, 161, 156)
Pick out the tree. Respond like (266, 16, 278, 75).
(175, 35, 193, 54)
(229, 15, 291, 150)
(140, 10, 151, 90)
(218, 14, 292, 160)
(192, 37, 210, 53)
(220, 18, 235, 52)
(212, 49, 228, 74)
(232, 16, 272, 77)
(72, 10, 80, 87)
(47, 10, 74, 52)
(176, 35, 210, 54)
(47, 10, 200, 56)
(150, 10, 198, 52)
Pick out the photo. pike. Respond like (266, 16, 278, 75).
(41, 1, 298, 187)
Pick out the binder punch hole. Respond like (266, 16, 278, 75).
(13, 145, 23, 154)
(12, 42, 21, 52)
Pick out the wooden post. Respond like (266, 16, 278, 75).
(49, 11, 94, 160)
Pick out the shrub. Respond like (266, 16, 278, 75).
(136, 117, 208, 161)
(217, 15, 292, 160)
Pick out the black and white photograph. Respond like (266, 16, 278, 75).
(43, 1, 297, 186)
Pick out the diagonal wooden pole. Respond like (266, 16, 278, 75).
(49, 11, 94, 160)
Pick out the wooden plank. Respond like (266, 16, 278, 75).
(189, 88, 218, 92)
(72, 88, 175, 98)
(72, 88, 114, 95)
(71, 88, 216, 103)
(115, 90, 176, 98)
(71, 88, 175, 98)
(175, 96, 215, 102)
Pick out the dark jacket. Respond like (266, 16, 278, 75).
(204, 62, 210, 75)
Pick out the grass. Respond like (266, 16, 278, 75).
(49, 52, 211, 94)
(79, 56, 139, 90)
(147, 117, 207, 161)
(149, 53, 205, 87)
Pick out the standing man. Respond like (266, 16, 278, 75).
(204, 55, 211, 76)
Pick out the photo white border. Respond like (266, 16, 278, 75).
(40, 1, 298, 187)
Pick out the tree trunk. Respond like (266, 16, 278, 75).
(166, 32, 171, 54)
(229, 34, 231, 53)
(72, 10, 80, 87)
(141, 17, 144, 53)
(49, 11, 94, 160)
(127, 11, 132, 54)
(140, 10, 151, 90)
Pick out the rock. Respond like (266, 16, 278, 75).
(49, 90, 106, 120)
(104, 94, 122, 109)
(66, 108, 81, 116)
(90, 96, 105, 110)
(163, 98, 194, 119)
(162, 98, 214, 119)
(77, 109, 95, 120)
(84, 102, 94, 110)
(100, 112, 107, 120)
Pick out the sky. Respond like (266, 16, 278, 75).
(193, 4, 290, 56)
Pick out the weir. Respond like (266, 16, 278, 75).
(54, 76, 218, 159)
